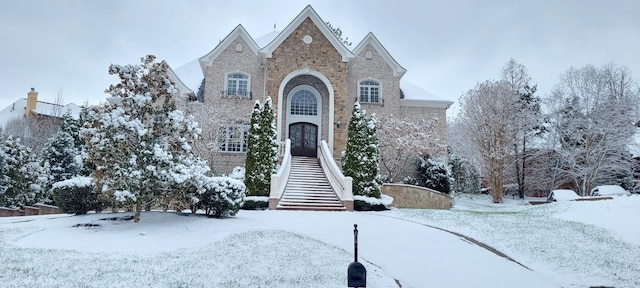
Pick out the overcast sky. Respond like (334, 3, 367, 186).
(1, 0, 639, 117)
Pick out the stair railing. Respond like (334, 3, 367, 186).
(269, 139, 291, 209)
(318, 140, 354, 210)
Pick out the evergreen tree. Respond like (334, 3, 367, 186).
(40, 130, 82, 187)
(449, 153, 481, 194)
(244, 101, 263, 196)
(244, 97, 279, 196)
(416, 155, 453, 194)
(0, 135, 47, 207)
(342, 103, 382, 198)
(260, 97, 279, 179)
(80, 55, 210, 222)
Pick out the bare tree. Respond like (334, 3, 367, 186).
(502, 59, 544, 198)
(458, 80, 516, 203)
(376, 113, 443, 183)
(544, 64, 639, 195)
(176, 97, 253, 171)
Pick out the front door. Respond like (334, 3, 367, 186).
(289, 122, 318, 157)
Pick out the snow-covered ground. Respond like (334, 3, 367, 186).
(0, 195, 637, 287)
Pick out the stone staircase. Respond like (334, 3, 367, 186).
(276, 157, 347, 211)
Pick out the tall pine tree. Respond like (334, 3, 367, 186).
(244, 98, 279, 196)
(342, 103, 382, 198)
(244, 101, 264, 196)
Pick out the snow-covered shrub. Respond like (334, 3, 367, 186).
(241, 196, 269, 210)
(401, 176, 420, 186)
(229, 166, 245, 180)
(353, 194, 393, 211)
(416, 155, 452, 194)
(51, 176, 99, 215)
(198, 177, 245, 218)
(0, 135, 48, 208)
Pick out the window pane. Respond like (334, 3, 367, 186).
(359, 86, 369, 102)
(370, 87, 379, 103)
(291, 90, 317, 115)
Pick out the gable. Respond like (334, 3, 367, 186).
(353, 32, 406, 77)
(199, 24, 261, 71)
(261, 5, 354, 62)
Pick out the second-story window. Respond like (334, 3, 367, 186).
(359, 80, 381, 103)
(225, 73, 250, 98)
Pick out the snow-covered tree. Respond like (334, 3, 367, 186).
(416, 155, 453, 194)
(458, 80, 516, 203)
(81, 55, 210, 222)
(449, 153, 481, 194)
(244, 98, 279, 196)
(0, 135, 47, 207)
(342, 103, 382, 198)
(502, 59, 544, 198)
(544, 64, 639, 195)
(376, 113, 443, 182)
(40, 130, 82, 192)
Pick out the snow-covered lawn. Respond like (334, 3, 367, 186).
(0, 195, 637, 287)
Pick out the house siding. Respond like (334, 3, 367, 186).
(265, 17, 349, 157)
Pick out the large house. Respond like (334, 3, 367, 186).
(169, 5, 453, 209)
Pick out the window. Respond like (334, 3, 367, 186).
(217, 125, 249, 153)
(225, 73, 250, 98)
(290, 89, 318, 116)
(359, 80, 381, 103)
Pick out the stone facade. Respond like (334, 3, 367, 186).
(177, 5, 452, 177)
(382, 183, 452, 209)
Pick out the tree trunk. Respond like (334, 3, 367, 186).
(134, 199, 142, 223)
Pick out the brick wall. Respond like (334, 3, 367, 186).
(382, 183, 452, 209)
(266, 17, 349, 157)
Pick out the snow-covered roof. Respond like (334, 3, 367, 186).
(0, 97, 81, 129)
(399, 79, 453, 109)
(353, 32, 406, 77)
(254, 31, 280, 48)
(261, 5, 354, 62)
(0, 98, 27, 128)
(171, 59, 204, 93)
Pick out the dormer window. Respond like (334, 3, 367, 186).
(224, 72, 251, 98)
(359, 80, 381, 103)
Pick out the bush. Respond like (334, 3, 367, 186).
(51, 177, 99, 215)
(198, 177, 246, 218)
(416, 155, 452, 194)
(353, 194, 393, 211)
(241, 196, 269, 210)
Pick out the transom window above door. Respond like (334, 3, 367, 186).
(359, 80, 381, 103)
(290, 89, 318, 115)
(225, 72, 250, 98)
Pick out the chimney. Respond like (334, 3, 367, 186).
(25, 88, 38, 117)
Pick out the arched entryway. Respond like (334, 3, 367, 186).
(289, 122, 318, 157)
(277, 68, 335, 155)
(285, 84, 322, 157)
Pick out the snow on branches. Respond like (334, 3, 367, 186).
(81, 55, 210, 222)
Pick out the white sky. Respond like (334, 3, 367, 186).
(1, 0, 639, 117)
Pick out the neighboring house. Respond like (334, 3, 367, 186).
(0, 88, 81, 152)
(169, 5, 453, 177)
(0, 88, 81, 128)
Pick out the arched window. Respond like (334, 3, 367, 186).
(359, 80, 381, 103)
(290, 89, 318, 116)
(225, 73, 250, 98)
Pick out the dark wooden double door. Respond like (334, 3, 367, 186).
(289, 122, 318, 157)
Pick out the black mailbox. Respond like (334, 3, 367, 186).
(348, 224, 366, 287)
(348, 261, 367, 287)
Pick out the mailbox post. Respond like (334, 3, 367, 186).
(348, 224, 366, 287)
